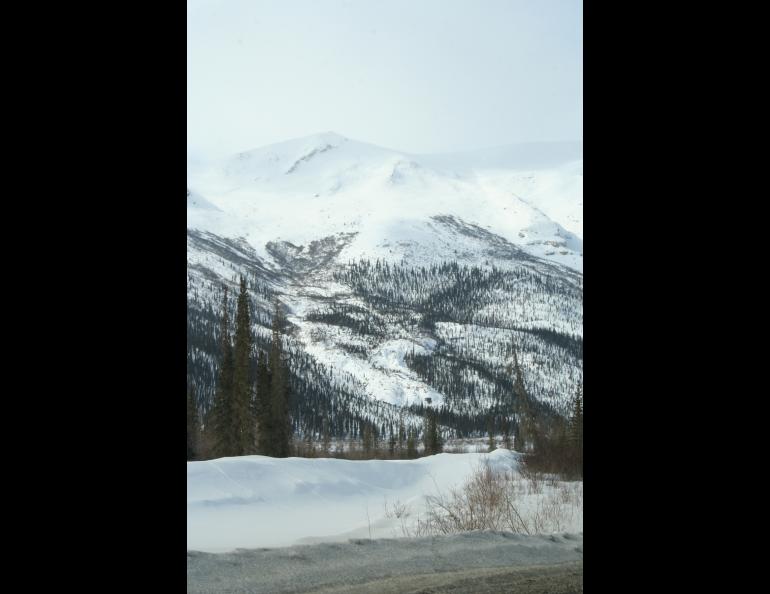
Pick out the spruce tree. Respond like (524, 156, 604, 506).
(555, 416, 570, 476)
(388, 427, 397, 458)
(269, 302, 292, 457)
(433, 412, 443, 454)
(397, 418, 406, 457)
(501, 416, 512, 450)
(321, 416, 332, 457)
(362, 424, 374, 458)
(210, 287, 235, 458)
(371, 424, 379, 456)
(510, 340, 532, 452)
(487, 415, 496, 452)
(406, 429, 417, 459)
(423, 409, 442, 455)
(255, 349, 272, 455)
(187, 386, 200, 461)
(569, 383, 583, 476)
(302, 431, 315, 458)
(232, 276, 255, 455)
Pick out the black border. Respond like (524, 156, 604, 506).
(16, 0, 728, 590)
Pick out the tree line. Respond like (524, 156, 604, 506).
(186, 264, 582, 475)
(187, 255, 582, 446)
(187, 277, 292, 460)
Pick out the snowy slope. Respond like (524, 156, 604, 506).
(187, 188, 221, 211)
(186, 133, 583, 436)
(187, 132, 583, 272)
(187, 449, 582, 551)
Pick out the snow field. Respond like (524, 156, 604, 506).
(187, 449, 582, 552)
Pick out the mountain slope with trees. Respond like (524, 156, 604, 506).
(186, 135, 583, 458)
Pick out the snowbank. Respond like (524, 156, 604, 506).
(187, 450, 519, 551)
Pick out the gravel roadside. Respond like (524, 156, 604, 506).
(187, 531, 583, 594)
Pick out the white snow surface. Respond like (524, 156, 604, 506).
(292, 313, 443, 407)
(187, 132, 583, 272)
(188, 450, 522, 552)
(187, 188, 221, 211)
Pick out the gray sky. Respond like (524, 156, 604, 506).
(187, 0, 582, 159)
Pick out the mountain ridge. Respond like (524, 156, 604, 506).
(188, 132, 583, 273)
(186, 133, 583, 442)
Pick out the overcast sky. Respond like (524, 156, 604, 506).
(187, 0, 582, 159)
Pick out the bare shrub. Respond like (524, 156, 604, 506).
(384, 498, 415, 537)
(415, 459, 582, 537)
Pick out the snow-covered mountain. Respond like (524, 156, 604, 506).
(187, 133, 583, 440)
(188, 132, 582, 272)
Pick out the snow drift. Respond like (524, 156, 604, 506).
(187, 450, 521, 551)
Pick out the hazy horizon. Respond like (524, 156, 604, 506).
(188, 0, 582, 160)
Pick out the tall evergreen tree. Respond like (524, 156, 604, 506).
(406, 429, 418, 459)
(232, 276, 255, 455)
(210, 287, 235, 458)
(510, 340, 532, 452)
(397, 417, 406, 457)
(423, 408, 442, 455)
(362, 424, 375, 458)
(255, 349, 272, 454)
(433, 411, 443, 454)
(321, 414, 332, 457)
(268, 301, 292, 457)
(187, 386, 200, 461)
(569, 383, 583, 476)
(487, 415, 496, 452)
(501, 416, 512, 450)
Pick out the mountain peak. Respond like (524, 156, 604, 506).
(315, 131, 348, 144)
